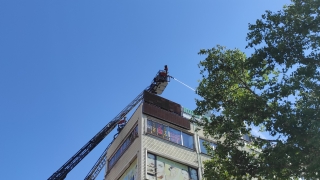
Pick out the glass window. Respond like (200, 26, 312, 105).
(199, 138, 216, 155)
(182, 132, 194, 149)
(146, 153, 156, 179)
(163, 125, 169, 140)
(124, 138, 129, 148)
(199, 139, 208, 154)
(115, 150, 120, 161)
(147, 120, 152, 134)
(134, 125, 138, 137)
(151, 121, 157, 135)
(156, 158, 166, 179)
(109, 125, 138, 170)
(147, 153, 199, 180)
(189, 167, 198, 180)
(243, 134, 251, 142)
(146, 120, 195, 149)
(124, 138, 130, 151)
(212, 143, 217, 150)
(109, 157, 114, 168)
(157, 123, 164, 137)
(119, 159, 138, 180)
(168, 127, 181, 144)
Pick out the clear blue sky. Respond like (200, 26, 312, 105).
(0, 1, 291, 179)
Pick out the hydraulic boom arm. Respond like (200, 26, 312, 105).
(48, 66, 170, 180)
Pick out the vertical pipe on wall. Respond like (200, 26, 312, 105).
(193, 121, 203, 180)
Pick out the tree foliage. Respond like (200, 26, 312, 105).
(194, 0, 320, 179)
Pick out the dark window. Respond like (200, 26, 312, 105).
(182, 132, 194, 149)
(108, 125, 138, 170)
(109, 157, 114, 168)
(134, 125, 138, 137)
(115, 150, 120, 161)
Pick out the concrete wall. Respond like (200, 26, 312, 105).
(105, 104, 143, 180)
(141, 112, 205, 180)
(104, 102, 219, 180)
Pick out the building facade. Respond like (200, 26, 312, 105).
(104, 91, 215, 180)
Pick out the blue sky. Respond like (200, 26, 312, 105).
(0, 1, 291, 179)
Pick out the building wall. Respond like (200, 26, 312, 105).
(141, 112, 206, 180)
(105, 104, 143, 180)
(104, 102, 219, 180)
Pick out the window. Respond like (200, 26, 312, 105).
(147, 120, 152, 134)
(182, 132, 194, 149)
(151, 121, 157, 135)
(199, 138, 216, 155)
(242, 134, 252, 142)
(108, 125, 138, 169)
(163, 125, 169, 140)
(148, 120, 170, 140)
(168, 127, 181, 144)
(189, 168, 199, 180)
(157, 123, 164, 138)
(119, 159, 138, 180)
(146, 120, 194, 149)
(146, 153, 199, 180)
(147, 153, 156, 178)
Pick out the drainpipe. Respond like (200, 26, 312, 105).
(193, 122, 203, 180)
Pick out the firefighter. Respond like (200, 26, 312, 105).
(117, 117, 126, 132)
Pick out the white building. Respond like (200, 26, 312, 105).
(104, 91, 216, 180)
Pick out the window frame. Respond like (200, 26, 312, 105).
(182, 131, 194, 149)
(146, 119, 195, 150)
(146, 152, 199, 180)
(198, 137, 217, 155)
(108, 125, 139, 170)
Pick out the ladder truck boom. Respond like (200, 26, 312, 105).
(48, 66, 170, 180)
(84, 138, 115, 180)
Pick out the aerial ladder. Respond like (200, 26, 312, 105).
(48, 65, 170, 180)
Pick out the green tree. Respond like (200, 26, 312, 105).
(194, 0, 320, 179)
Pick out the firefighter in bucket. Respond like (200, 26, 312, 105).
(156, 65, 168, 82)
(117, 117, 127, 132)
